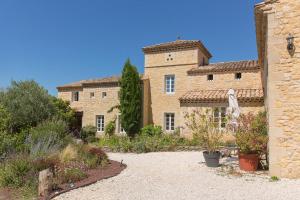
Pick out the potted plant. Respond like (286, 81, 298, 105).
(235, 112, 268, 171)
(185, 109, 223, 167)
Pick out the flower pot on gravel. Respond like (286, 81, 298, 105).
(203, 151, 221, 167)
(238, 153, 259, 171)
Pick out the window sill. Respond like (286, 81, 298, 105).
(165, 130, 175, 133)
(165, 92, 175, 95)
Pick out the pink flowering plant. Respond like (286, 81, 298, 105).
(234, 112, 268, 154)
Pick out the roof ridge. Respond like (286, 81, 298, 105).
(142, 39, 200, 49)
(207, 60, 257, 65)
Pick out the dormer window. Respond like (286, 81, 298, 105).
(235, 73, 242, 80)
(207, 74, 214, 81)
(72, 91, 79, 102)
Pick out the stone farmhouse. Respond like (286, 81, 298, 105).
(57, 41, 263, 137)
(58, 0, 300, 178)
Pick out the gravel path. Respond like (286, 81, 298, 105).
(54, 152, 300, 200)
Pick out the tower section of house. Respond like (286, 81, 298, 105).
(143, 40, 264, 137)
(143, 40, 212, 134)
(255, 0, 300, 178)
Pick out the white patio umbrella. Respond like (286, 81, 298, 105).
(227, 89, 240, 128)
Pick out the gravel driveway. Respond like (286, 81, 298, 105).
(54, 152, 300, 200)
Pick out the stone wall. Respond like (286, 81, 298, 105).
(256, 0, 300, 178)
(144, 47, 263, 137)
(58, 85, 121, 135)
(188, 71, 262, 90)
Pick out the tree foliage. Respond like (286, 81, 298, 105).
(0, 80, 75, 133)
(0, 80, 55, 132)
(119, 59, 142, 137)
(51, 97, 76, 126)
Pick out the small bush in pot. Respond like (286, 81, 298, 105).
(235, 112, 268, 171)
(185, 109, 223, 167)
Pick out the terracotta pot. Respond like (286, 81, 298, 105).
(238, 153, 259, 171)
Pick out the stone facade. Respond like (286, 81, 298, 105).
(57, 40, 263, 138)
(255, 0, 300, 178)
(58, 82, 122, 136)
(143, 42, 263, 136)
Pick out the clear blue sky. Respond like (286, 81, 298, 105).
(0, 0, 262, 95)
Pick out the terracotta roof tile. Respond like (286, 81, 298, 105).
(187, 60, 260, 74)
(57, 76, 120, 89)
(179, 89, 264, 103)
(142, 40, 212, 58)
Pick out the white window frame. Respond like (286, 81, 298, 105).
(72, 91, 79, 102)
(118, 115, 126, 134)
(165, 75, 175, 94)
(164, 113, 175, 132)
(213, 107, 226, 130)
(96, 115, 105, 132)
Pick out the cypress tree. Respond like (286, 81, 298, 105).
(119, 59, 142, 138)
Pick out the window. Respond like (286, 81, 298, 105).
(165, 113, 175, 131)
(118, 115, 126, 134)
(235, 72, 242, 80)
(96, 115, 104, 132)
(72, 91, 79, 101)
(207, 74, 214, 81)
(213, 107, 226, 130)
(102, 92, 107, 98)
(90, 92, 95, 98)
(165, 75, 175, 94)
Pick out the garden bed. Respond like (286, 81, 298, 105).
(102, 145, 203, 153)
(46, 160, 126, 200)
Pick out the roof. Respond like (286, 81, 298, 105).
(142, 40, 212, 58)
(179, 89, 264, 104)
(187, 60, 260, 74)
(57, 76, 120, 90)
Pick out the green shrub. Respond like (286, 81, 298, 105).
(0, 155, 34, 187)
(270, 176, 280, 182)
(32, 154, 60, 172)
(78, 145, 108, 168)
(140, 125, 162, 137)
(105, 120, 116, 136)
(58, 168, 87, 184)
(28, 119, 69, 157)
(0, 132, 16, 158)
(98, 133, 198, 153)
(0, 104, 11, 132)
(59, 144, 108, 169)
(51, 97, 76, 127)
(99, 135, 132, 152)
(0, 131, 27, 158)
(80, 125, 97, 143)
